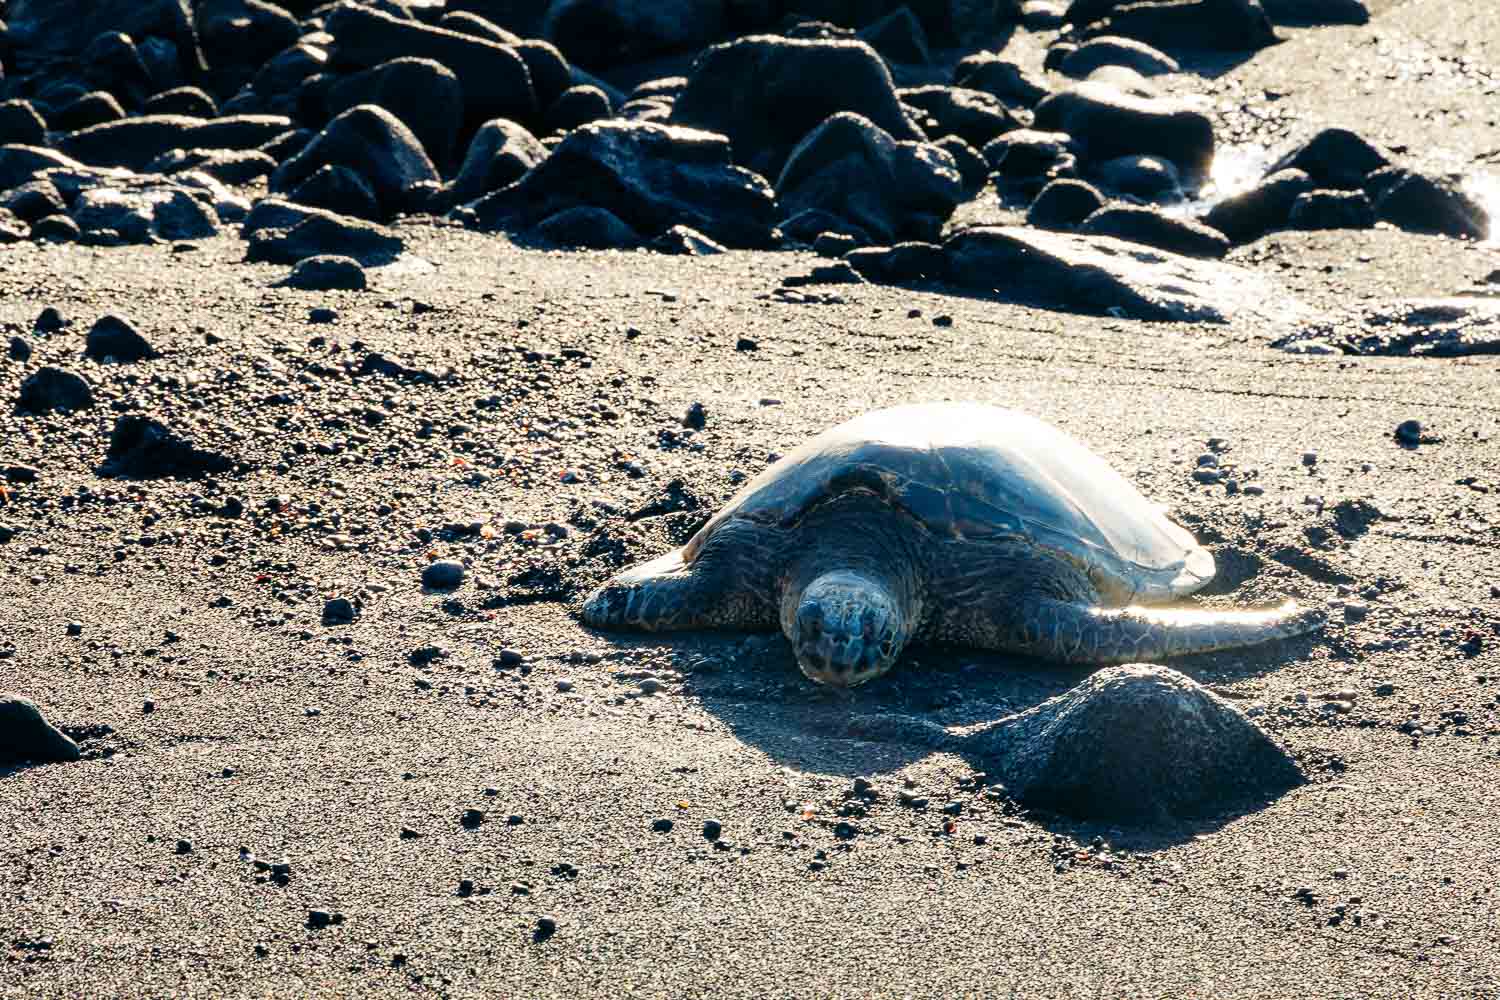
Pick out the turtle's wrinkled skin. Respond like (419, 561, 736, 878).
(584, 403, 1325, 687)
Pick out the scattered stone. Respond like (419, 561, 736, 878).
(530, 205, 641, 249)
(0, 694, 81, 762)
(58, 114, 293, 172)
(84, 315, 157, 363)
(702, 818, 723, 840)
(1395, 419, 1422, 444)
(18, 367, 95, 413)
(651, 818, 674, 833)
(8, 336, 33, 362)
(323, 58, 465, 172)
(898, 86, 1020, 150)
(322, 598, 357, 625)
(1367, 168, 1489, 241)
(953, 52, 1050, 107)
(423, 560, 465, 589)
(98, 414, 234, 479)
(461, 809, 485, 829)
(276, 256, 368, 292)
(1092, 154, 1183, 202)
(242, 200, 404, 267)
(1266, 127, 1388, 189)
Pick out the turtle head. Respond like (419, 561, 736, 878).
(783, 570, 912, 688)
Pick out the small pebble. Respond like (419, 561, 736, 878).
(461, 809, 485, 829)
(1395, 419, 1422, 443)
(651, 818, 673, 833)
(702, 818, 723, 841)
(422, 560, 464, 589)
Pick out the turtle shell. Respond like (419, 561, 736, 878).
(683, 402, 1214, 603)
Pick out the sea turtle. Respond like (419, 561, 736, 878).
(583, 403, 1324, 687)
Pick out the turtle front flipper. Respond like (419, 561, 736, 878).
(1007, 598, 1326, 664)
(583, 547, 774, 633)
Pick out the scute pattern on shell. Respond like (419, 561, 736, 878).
(684, 403, 1215, 603)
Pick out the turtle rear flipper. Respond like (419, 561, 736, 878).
(1008, 598, 1326, 664)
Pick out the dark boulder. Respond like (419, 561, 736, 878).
(147, 148, 277, 184)
(512, 40, 576, 115)
(99, 414, 234, 479)
(1286, 188, 1375, 230)
(444, 119, 548, 207)
(1265, 127, 1387, 190)
(1367, 168, 1488, 241)
(80, 32, 156, 109)
(198, 0, 302, 92)
(468, 120, 778, 249)
(1201, 167, 1315, 243)
(1260, 0, 1368, 24)
(544, 0, 726, 69)
(529, 205, 641, 248)
(4, 0, 207, 82)
(0, 180, 66, 224)
(1079, 204, 1231, 258)
(1033, 82, 1214, 178)
(933, 135, 988, 196)
(243, 198, 405, 265)
(276, 254, 368, 290)
(671, 35, 924, 181)
(0, 210, 28, 244)
(0, 695, 81, 763)
(944, 225, 1291, 322)
(84, 315, 158, 362)
(0, 102, 48, 147)
(52, 92, 127, 132)
(1058, 36, 1180, 78)
(953, 53, 1050, 107)
(59, 114, 292, 172)
(290, 164, 382, 220)
(1026, 178, 1106, 229)
(776, 111, 962, 245)
(324, 3, 537, 128)
(1081, 0, 1278, 52)
(983, 129, 1079, 191)
(544, 85, 613, 136)
(144, 86, 219, 118)
(18, 367, 95, 412)
(647, 225, 726, 255)
(898, 86, 1021, 151)
(270, 105, 440, 217)
(71, 181, 220, 245)
(1092, 153, 1183, 202)
(325, 58, 464, 171)
(30, 215, 84, 243)
(858, 6, 930, 65)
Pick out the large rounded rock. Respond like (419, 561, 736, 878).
(1201, 167, 1314, 243)
(776, 112, 963, 245)
(1081, 0, 1278, 52)
(58, 114, 293, 171)
(1287, 189, 1375, 230)
(1059, 36, 1180, 78)
(271, 105, 440, 218)
(1079, 205, 1231, 258)
(85, 315, 158, 362)
(71, 182, 221, 245)
(544, 0, 726, 69)
(671, 35, 924, 181)
(324, 3, 537, 128)
(1092, 153, 1183, 202)
(0, 101, 48, 147)
(444, 119, 548, 207)
(990, 664, 1303, 822)
(1368, 168, 1489, 241)
(243, 198, 405, 265)
(467, 120, 778, 249)
(0, 695, 81, 763)
(325, 58, 465, 172)
(530, 205, 641, 248)
(953, 53, 1050, 108)
(1265, 127, 1388, 190)
(4, 0, 207, 82)
(276, 255, 368, 291)
(1033, 82, 1214, 178)
(291, 164, 382, 221)
(897, 86, 1021, 151)
(18, 367, 95, 413)
(1026, 178, 1105, 229)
